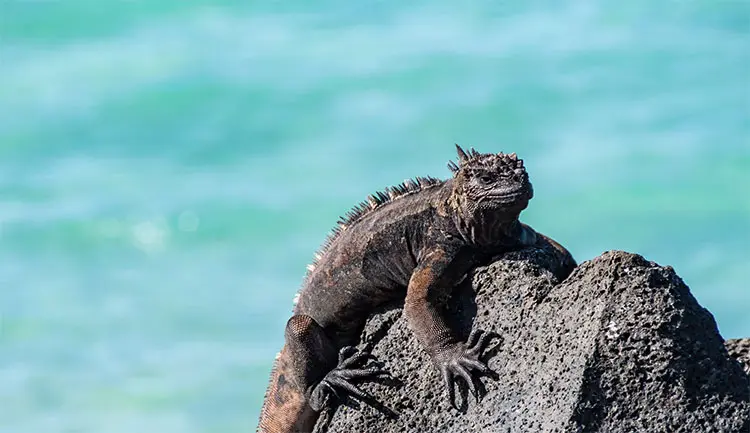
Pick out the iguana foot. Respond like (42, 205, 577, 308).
(435, 328, 497, 409)
(309, 346, 390, 411)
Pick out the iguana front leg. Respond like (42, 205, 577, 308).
(403, 246, 496, 408)
(257, 315, 386, 433)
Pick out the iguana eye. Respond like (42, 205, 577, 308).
(478, 175, 492, 184)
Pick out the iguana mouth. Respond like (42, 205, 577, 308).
(486, 190, 528, 204)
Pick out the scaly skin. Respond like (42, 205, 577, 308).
(257, 145, 576, 433)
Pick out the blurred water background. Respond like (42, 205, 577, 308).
(0, 0, 748, 431)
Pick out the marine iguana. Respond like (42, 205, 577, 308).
(257, 145, 576, 433)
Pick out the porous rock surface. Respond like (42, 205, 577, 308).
(322, 249, 750, 433)
(726, 338, 750, 376)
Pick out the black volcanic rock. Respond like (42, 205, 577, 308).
(320, 249, 749, 433)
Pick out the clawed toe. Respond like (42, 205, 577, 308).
(465, 328, 496, 357)
(309, 348, 391, 412)
(337, 346, 371, 368)
(437, 328, 498, 409)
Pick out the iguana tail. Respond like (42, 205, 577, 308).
(257, 315, 329, 433)
(520, 223, 577, 279)
(257, 315, 390, 433)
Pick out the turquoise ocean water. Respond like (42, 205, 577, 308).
(0, 1, 748, 431)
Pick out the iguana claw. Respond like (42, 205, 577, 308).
(309, 346, 390, 411)
(436, 328, 497, 409)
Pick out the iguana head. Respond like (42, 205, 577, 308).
(448, 144, 533, 220)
